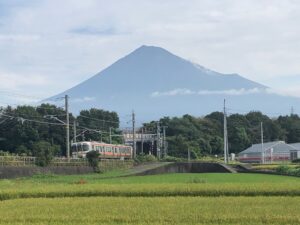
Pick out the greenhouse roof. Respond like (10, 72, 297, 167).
(239, 141, 297, 155)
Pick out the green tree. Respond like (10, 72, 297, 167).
(32, 141, 59, 167)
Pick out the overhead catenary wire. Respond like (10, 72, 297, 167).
(0, 112, 113, 134)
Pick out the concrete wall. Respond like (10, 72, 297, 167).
(0, 166, 94, 179)
(135, 162, 232, 176)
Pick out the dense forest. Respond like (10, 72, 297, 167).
(143, 112, 300, 158)
(0, 104, 119, 156)
(1, 104, 300, 159)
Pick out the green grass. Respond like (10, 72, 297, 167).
(12, 172, 300, 185)
(0, 173, 299, 200)
(0, 172, 300, 224)
(0, 197, 299, 225)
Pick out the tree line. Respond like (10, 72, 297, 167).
(0, 104, 120, 157)
(143, 112, 300, 159)
(1, 104, 300, 160)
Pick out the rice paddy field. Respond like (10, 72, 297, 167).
(0, 172, 300, 224)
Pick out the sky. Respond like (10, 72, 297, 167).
(0, 0, 300, 105)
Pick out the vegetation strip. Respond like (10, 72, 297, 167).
(1, 173, 300, 201)
(2, 183, 300, 201)
(0, 197, 300, 225)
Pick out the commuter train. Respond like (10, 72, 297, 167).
(71, 141, 133, 159)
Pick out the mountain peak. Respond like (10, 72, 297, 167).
(46, 45, 285, 122)
(131, 45, 174, 57)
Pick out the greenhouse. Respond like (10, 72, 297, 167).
(238, 141, 298, 163)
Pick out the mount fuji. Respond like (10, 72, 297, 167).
(47, 45, 300, 122)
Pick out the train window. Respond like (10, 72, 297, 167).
(82, 144, 89, 152)
(77, 144, 83, 152)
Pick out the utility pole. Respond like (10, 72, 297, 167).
(188, 148, 191, 162)
(162, 126, 167, 157)
(261, 122, 264, 164)
(157, 122, 161, 159)
(132, 111, 136, 158)
(223, 99, 228, 164)
(109, 127, 112, 144)
(65, 95, 70, 161)
(141, 128, 144, 154)
(291, 106, 294, 116)
(73, 119, 77, 143)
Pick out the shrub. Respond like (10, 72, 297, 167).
(32, 141, 58, 167)
(86, 151, 100, 171)
(135, 153, 157, 163)
(276, 165, 290, 175)
(162, 156, 182, 162)
(16, 145, 31, 156)
(292, 158, 300, 163)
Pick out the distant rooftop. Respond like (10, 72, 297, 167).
(239, 141, 297, 155)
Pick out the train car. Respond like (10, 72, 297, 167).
(71, 141, 133, 159)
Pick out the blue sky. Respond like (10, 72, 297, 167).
(0, 0, 300, 104)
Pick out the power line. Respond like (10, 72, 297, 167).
(0, 113, 65, 126)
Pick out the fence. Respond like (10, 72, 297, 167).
(0, 156, 88, 167)
(0, 156, 36, 166)
(99, 159, 134, 172)
(0, 156, 133, 170)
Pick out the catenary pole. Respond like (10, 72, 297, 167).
(109, 127, 112, 144)
(157, 121, 161, 159)
(223, 99, 228, 164)
(141, 127, 144, 154)
(261, 122, 264, 164)
(132, 111, 136, 158)
(73, 119, 77, 143)
(162, 126, 167, 158)
(65, 95, 70, 161)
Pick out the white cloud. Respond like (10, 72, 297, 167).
(151, 88, 263, 97)
(0, 71, 53, 105)
(151, 87, 300, 98)
(151, 88, 195, 97)
(266, 88, 300, 98)
(0, 0, 300, 103)
(0, 34, 40, 42)
(0, 72, 48, 90)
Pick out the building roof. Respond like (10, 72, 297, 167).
(239, 141, 297, 155)
(289, 143, 300, 151)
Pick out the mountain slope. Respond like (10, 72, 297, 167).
(47, 45, 299, 122)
